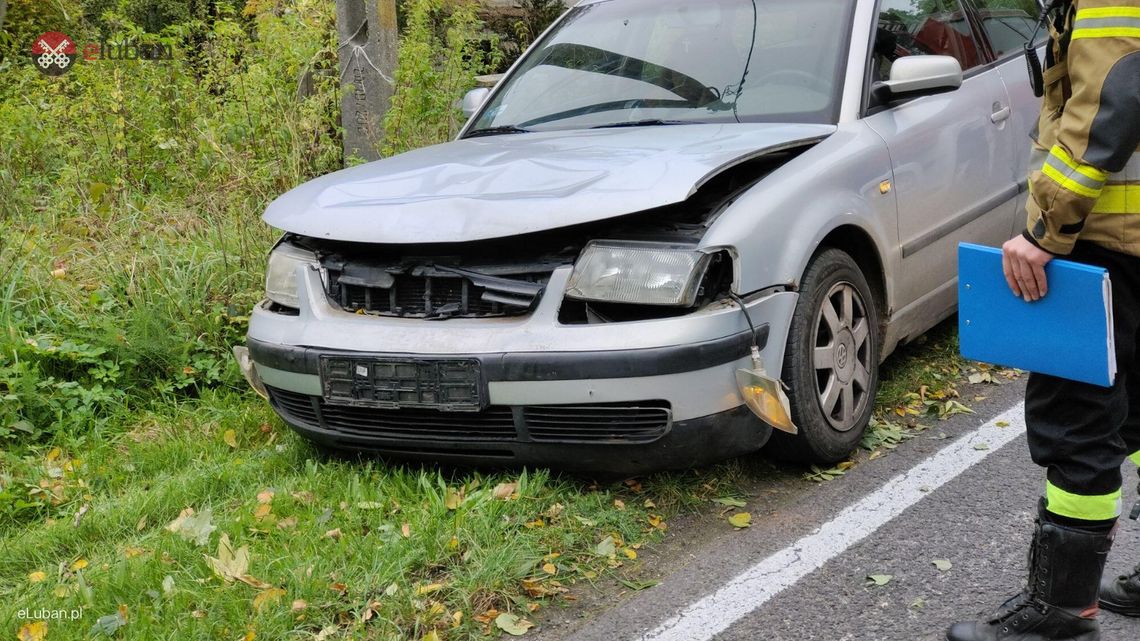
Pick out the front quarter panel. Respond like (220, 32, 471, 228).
(701, 121, 899, 317)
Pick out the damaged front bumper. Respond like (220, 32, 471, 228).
(242, 265, 799, 473)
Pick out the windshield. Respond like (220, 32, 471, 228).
(468, 0, 855, 135)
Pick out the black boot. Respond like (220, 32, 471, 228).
(1100, 563, 1140, 616)
(946, 501, 1114, 641)
(1100, 481, 1140, 616)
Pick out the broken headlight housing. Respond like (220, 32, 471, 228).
(564, 241, 713, 307)
(265, 242, 319, 309)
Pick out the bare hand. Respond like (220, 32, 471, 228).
(1001, 235, 1053, 302)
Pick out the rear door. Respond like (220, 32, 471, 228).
(966, 0, 1050, 237)
(863, 0, 1017, 322)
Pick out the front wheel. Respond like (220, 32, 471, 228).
(766, 248, 881, 464)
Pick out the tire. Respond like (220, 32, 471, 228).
(766, 248, 881, 464)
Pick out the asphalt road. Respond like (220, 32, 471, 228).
(535, 378, 1140, 641)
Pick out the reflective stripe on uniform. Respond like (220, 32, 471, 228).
(1073, 6, 1140, 39)
(1046, 481, 1123, 520)
(1130, 451, 1140, 466)
(1092, 184, 1140, 213)
(1042, 145, 1108, 198)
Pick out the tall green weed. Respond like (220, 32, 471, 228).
(0, 0, 340, 443)
(383, 0, 501, 156)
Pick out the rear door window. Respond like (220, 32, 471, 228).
(967, 0, 1045, 59)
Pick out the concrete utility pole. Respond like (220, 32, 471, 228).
(336, 0, 398, 163)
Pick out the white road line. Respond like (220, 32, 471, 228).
(640, 403, 1027, 641)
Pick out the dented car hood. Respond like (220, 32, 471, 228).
(263, 123, 835, 243)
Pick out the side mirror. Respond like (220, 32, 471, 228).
(461, 87, 491, 119)
(872, 55, 963, 104)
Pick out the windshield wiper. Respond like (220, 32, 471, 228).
(463, 125, 532, 138)
(591, 119, 690, 129)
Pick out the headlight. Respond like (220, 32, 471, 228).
(565, 241, 713, 307)
(265, 242, 318, 309)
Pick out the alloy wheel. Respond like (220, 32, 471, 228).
(812, 281, 872, 432)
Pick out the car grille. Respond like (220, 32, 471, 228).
(267, 387, 671, 444)
(525, 403, 672, 443)
(327, 269, 548, 319)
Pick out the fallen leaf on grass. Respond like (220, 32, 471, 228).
(542, 563, 557, 575)
(205, 534, 272, 589)
(445, 488, 462, 510)
(401, 523, 411, 538)
(595, 536, 617, 557)
(167, 507, 216, 546)
(291, 599, 307, 612)
(276, 517, 297, 531)
(89, 605, 128, 636)
(28, 571, 47, 583)
(866, 574, 893, 586)
(613, 499, 625, 510)
(493, 482, 519, 500)
(417, 583, 445, 596)
(933, 559, 953, 571)
(253, 504, 272, 521)
(70, 558, 89, 571)
(324, 528, 342, 540)
(18, 621, 47, 641)
(495, 613, 535, 636)
(423, 632, 442, 641)
(728, 512, 752, 529)
(623, 548, 637, 560)
(223, 429, 238, 449)
(256, 490, 274, 504)
(253, 587, 286, 611)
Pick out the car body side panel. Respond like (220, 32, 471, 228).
(700, 121, 899, 349)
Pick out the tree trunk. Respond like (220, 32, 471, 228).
(336, 0, 398, 164)
(0, 0, 8, 33)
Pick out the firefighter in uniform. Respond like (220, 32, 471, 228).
(947, 1, 1140, 640)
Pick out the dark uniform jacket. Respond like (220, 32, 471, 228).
(1025, 0, 1140, 257)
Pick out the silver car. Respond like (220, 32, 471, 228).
(238, 0, 1044, 473)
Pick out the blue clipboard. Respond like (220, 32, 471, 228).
(958, 243, 1115, 387)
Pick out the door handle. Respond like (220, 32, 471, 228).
(991, 106, 1012, 124)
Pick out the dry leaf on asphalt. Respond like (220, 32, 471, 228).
(728, 512, 752, 529)
(933, 559, 953, 571)
(867, 574, 893, 586)
(495, 612, 535, 636)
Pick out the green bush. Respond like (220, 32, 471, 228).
(383, 0, 501, 156)
(0, 0, 340, 444)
